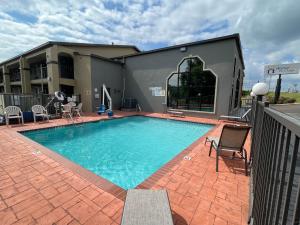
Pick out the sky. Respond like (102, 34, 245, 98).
(0, 0, 299, 91)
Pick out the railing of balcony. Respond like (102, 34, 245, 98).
(30, 64, 47, 80)
(249, 100, 300, 225)
(9, 68, 21, 82)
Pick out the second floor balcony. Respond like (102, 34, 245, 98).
(10, 68, 21, 82)
(30, 61, 47, 80)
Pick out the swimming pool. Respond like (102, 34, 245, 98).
(23, 116, 213, 189)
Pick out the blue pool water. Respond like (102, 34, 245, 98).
(23, 116, 213, 189)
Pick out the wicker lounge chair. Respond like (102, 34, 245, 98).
(121, 189, 174, 225)
(206, 124, 251, 175)
(219, 108, 251, 122)
(4, 106, 24, 126)
(32, 105, 49, 123)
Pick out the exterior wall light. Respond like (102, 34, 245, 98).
(252, 82, 268, 101)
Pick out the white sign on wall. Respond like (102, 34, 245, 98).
(149, 87, 166, 96)
(264, 63, 300, 76)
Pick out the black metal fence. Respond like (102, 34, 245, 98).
(249, 100, 300, 225)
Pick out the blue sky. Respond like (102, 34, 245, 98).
(0, 0, 299, 91)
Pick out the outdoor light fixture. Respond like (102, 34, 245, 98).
(250, 91, 256, 97)
(252, 82, 268, 101)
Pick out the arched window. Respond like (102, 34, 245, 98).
(58, 53, 74, 79)
(167, 57, 216, 112)
(234, 70, 241, 108)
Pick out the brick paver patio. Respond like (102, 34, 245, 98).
(0, 112, 250, 225)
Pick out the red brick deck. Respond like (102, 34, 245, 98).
(0, 112, 250, 225)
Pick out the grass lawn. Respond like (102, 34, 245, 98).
(267, 92, 300, 103)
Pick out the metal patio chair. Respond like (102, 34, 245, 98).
(4, 106, 24, 126)
(73, 103, 83, 117)
(121, 189, 174, 225)
(62, 103, 73, 121)
(207, 124, 251, 175)
(32, 105, 49, 123)
(219, 108, 251, 122)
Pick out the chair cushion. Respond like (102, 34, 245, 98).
(121, 189, 174, 225)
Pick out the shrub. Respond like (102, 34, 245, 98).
(266, 95, 296, 104)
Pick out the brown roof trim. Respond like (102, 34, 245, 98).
(113, 33, 245, 69)
(0, 41, 139, 66)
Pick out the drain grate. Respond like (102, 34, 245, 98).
(183, 155, 191, 160)
(32, 150, 42, 155)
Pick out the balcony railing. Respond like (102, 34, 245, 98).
(9, 68, 21, 82)
(249, 100, 300, 225)
(30, 66, 47, 80)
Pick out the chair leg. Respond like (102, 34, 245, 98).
(216, 149, 219, 172)
(209, 141, 213, 156)
(34, 116, 36, 123)
(244, 148, 248, 176)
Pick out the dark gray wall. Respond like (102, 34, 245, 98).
(91, 58, 123, 111)
(123, 39, 241, 118)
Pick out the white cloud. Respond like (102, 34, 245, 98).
(0, 0, 299, 90)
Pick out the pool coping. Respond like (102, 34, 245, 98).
(16, 114, 219, 200)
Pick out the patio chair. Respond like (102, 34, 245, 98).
(32, 105, 49, 123)
(207, 124, 251, 175)
(73, 103, 82, 117)
(219, 108, 251, 122)
(53, 102, 61, 116)
(62, 104, 73, 121)
(121, 189, 174, 225)
(4, 106, 24, 126)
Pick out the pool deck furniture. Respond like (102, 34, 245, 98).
(219, 108, 251, 122)
(207, 124, 251, 176)
(32, 105, 50, 123)
(121, 189, 174, 225)
(73, 103, 83, 117)
(4, 106, 24, 126)
(62, 103, 74, 121)
(167, 109, 185, 117)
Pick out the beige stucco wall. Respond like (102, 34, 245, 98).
(73, 55, 92, 112)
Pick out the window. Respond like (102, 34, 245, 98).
(10, 67, 21, 82)
(31, 84, 49, 94)
(0, 86, 4, 93)
(229, 58, 237, 111)
(58, 54, 74, 79)
(11, 85, 22, 94)
(0, 68, 3, 83)
(167, 57, 216, 112)
(60, 85, 74, 97)
(234, 70, 241, 108)
(30, 60, 47, 80)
